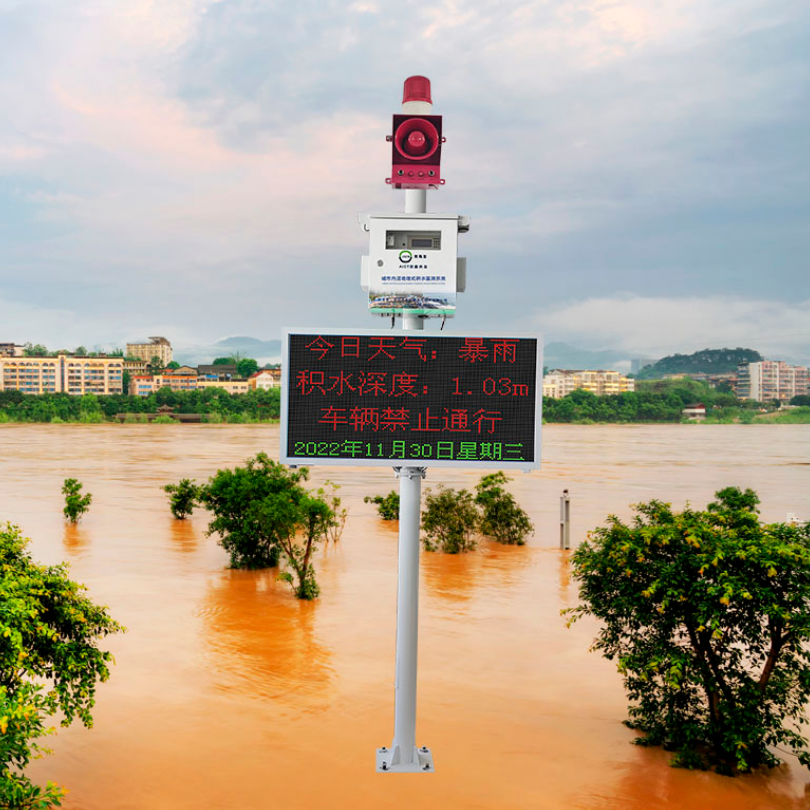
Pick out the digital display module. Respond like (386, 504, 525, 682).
(281, 330, 542, 469)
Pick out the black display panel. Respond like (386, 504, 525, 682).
(281, 331, 541, 468)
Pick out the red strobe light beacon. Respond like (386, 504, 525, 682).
(387, 75, 445, 189)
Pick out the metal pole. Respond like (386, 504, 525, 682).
(560, 489, 571, 550)
(377, 109, 434, 774)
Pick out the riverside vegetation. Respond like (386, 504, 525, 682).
(0, 524, 122, 808)
(0, 388, 281, 424)
(3, 379, 807, 425)
(567, 488, 810, 775)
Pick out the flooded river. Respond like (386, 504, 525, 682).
(1, 424, 809, 809)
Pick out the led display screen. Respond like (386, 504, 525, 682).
(281, 330, 542, 468)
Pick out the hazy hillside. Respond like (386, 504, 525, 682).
(637, 348, 762, 379)
(544, 342, 629, 371)
(175, 336, 282, 366)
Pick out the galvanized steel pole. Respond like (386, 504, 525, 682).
(377, 79, 434, 775)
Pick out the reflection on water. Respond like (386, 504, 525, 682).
(199, 569, 334, 710)
(62, 523, 90, 556)
(558, 549, 572, 603)
(0, 423, 807, 809)
(423, 540, 534, 607)
(168, 518, 198, 555)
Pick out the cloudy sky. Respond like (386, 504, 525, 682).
(1, 0, 808, 362)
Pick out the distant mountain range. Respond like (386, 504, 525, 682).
(543, 342, 632, 371)
(175, 337, 794, 376)
(174, 336, 282, 367)
(174, 337, 635, 372)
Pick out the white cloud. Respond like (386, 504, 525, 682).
(0, 295, 201, 349)
(537, 296, 810, 361)
(0, 0, 807, 348)
(349, 1, 378, 13)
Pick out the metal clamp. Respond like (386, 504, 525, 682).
(392, 466, 427, 480)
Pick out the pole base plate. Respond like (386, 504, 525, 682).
(376, 744, 434, 773)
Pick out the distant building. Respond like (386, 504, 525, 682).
(630, 357, 658, 375)
(0, 355, 123, 395)
(0, 343, 25, 357)
(123, 358, 148, 375)
(196, 379, 249, 395)
(542, 369, 635, 399)
(129, 368, 249, 396)
(682, 403, 707, 421)
(249, 369, 281, 391)
(198, 364, 237, 379)
(737, 361, 809, 402)
(128, 367, 198, 395)
(126, 337, 172, 366)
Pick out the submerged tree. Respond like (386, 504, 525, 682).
(474, 472, 534, 545)
(0, 524, 123, 807)
(321, 481, 347, 543)
(61, 478, 92, 523)
(567, 487, 810, 774)
(421, 486, 479, 554)
(364, 491, 400, 521)
(195, 453, 336, 598)
(271, 492, 334, 600)
(163, 478, 200, 520)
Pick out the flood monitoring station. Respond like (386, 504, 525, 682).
(280, 75, 542, 774)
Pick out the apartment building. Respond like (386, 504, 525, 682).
(128, 367, 198, 396)
(123, 358, 148, 375)
(737, 361, 809, 402)
(542, 369, 635, 399)
(196, 379, 249, 395)
(125, 337, 173, 366)
(248, 369, 281, 390)
(129, 370, 249, 396)
(0, 355, 124, 395)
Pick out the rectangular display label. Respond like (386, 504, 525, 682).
(281, 330, 542, 469)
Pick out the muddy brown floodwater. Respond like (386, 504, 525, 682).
(1, 423, 809, 809)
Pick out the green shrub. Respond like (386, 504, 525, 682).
(567, 488, 810, 774)
(152, 414, 176, 424)
(364, 491, 400, 521)
(421, 486, 479, 554)
(163, 479, 200, 519)
(61, 479, 91, 523)
(475, 472, 534, 545)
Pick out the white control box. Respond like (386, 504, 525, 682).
(359, 212, 469, 317)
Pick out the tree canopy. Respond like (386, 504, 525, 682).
(0, 524, 122, 806)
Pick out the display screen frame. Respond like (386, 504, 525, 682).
(280, 327, 543, 470)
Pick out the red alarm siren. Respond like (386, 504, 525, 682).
(402, 75, 432, 105)
(387, 114, 444, 188)
(394, 117, 440, 161)
(386, 75, 445, 188)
